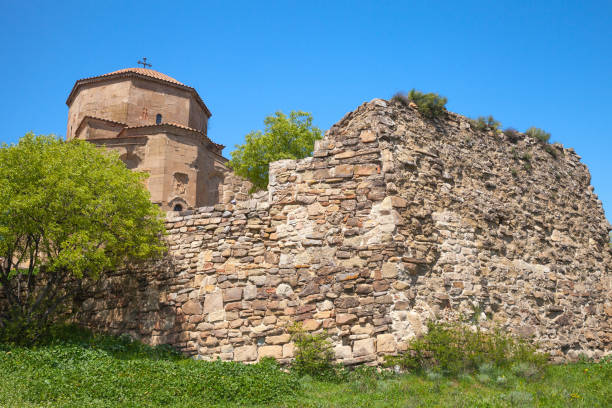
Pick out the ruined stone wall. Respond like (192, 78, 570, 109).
(74, 99, 612, 363)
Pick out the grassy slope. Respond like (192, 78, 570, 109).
(0, 329, 610, 408)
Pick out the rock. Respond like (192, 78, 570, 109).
(334, 345, 353, 359)
(234, 345, 258, 362)
(223, 287, 242, 302)
(334, 165, 354, 178)
(353, 338, 375, 357)
(381, 262, 400, 278)
(376, 334, 396, 353)
(258, 345, 282, 359)
(283, 343, 295, 358)
(302, 319, 322, 331)
(276, 283, 294, 298)
(267, 334, 291, 345)
(335, 297, 360, 308)
(360, 130, 377, 143)
(243, 284, 258, 300)
(182, 300, 202, 315)
(336, 313, 358, 325)
(203, 292, 223, 313)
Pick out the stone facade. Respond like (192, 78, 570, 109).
(74, 99, 612, 364)
(66, 68, 231, 210)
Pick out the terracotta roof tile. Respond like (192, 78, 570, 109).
(88, 68, 184, 85)
(123, 122, 225, 150)
(81, 115, 127, 127)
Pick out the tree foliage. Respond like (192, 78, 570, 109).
(0, 134, 166, 343)
(228, 111, 322, 191)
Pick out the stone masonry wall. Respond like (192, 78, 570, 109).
(74, 99, 612, 364)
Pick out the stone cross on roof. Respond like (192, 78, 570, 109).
(137, 57, 152, 68)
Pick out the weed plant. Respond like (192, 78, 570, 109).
(469, 116, 501, 132)
(289, 322, 340, 380)
(384, 321, 548, 376)
(503, 127, 521, 143)
(526, 126, 551, 143)
(392, 89, 448, 118)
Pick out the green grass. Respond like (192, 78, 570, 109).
(284, 362, 612, 407)
(0, 326, 299, 407)
(0, 326, 610, 407)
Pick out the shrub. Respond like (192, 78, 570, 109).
(392, 89, 448, 118)
(525, 127, 551, 143)
(544, 144, 559, 158)
(384, 321, 548, 376)
(289, 322, 338, 380)
(469, 116, 501, 132)
(503, 127, 521, 143)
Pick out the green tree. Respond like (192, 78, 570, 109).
(228, 111, 322, 191)
(0, 133, 166, 343)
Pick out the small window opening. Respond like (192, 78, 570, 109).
(173, 204, 183, 212)
(156, 114, 162, 125)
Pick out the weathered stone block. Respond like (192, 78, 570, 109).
(359, 130, 376, 143)
(234, 345, 258, 362)
(376, 333, 396, 353)
(353, 338, 375, 357)
(354, 165, 378, 176)
(282, 343, 295, 358)
(336, 313, 358, 325)
(258, 345, 283, 359)
(267, 333, 291, 345)
(182, 300, 202, 315)
(302, 319, 322, 331)
(334, 345, 353, 360)
(204, 292, 223, 313)
(223, 287, 242, 302)
(276, 283, 294, 297)
(334, 164, 354, 178)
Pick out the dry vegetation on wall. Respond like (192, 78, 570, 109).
(69, 94, 611, 367)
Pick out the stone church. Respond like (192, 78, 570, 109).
(66, 67, 237, 211)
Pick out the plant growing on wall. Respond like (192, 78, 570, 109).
(0, 133, 166, 344)
(392, 89, 448, 118)
(525, 127, 551, 143)
(469, 116, 501, 132)
(228, 111, 322, 191)
(288, 322, 337, 380)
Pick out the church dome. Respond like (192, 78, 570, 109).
(104, 68, 184, 85)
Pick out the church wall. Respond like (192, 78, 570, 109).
(67, 79, 132, 140)
(71, 99, 612, 365)
(188, 95, 208, 133)
(126, 78, 207, 131)
(161, 133, 202, 210)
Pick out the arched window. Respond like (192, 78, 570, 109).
(173, 204, 183, 212)
(156, 114, 162, 125)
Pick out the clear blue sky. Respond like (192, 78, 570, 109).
(1, 1, 610, 220)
